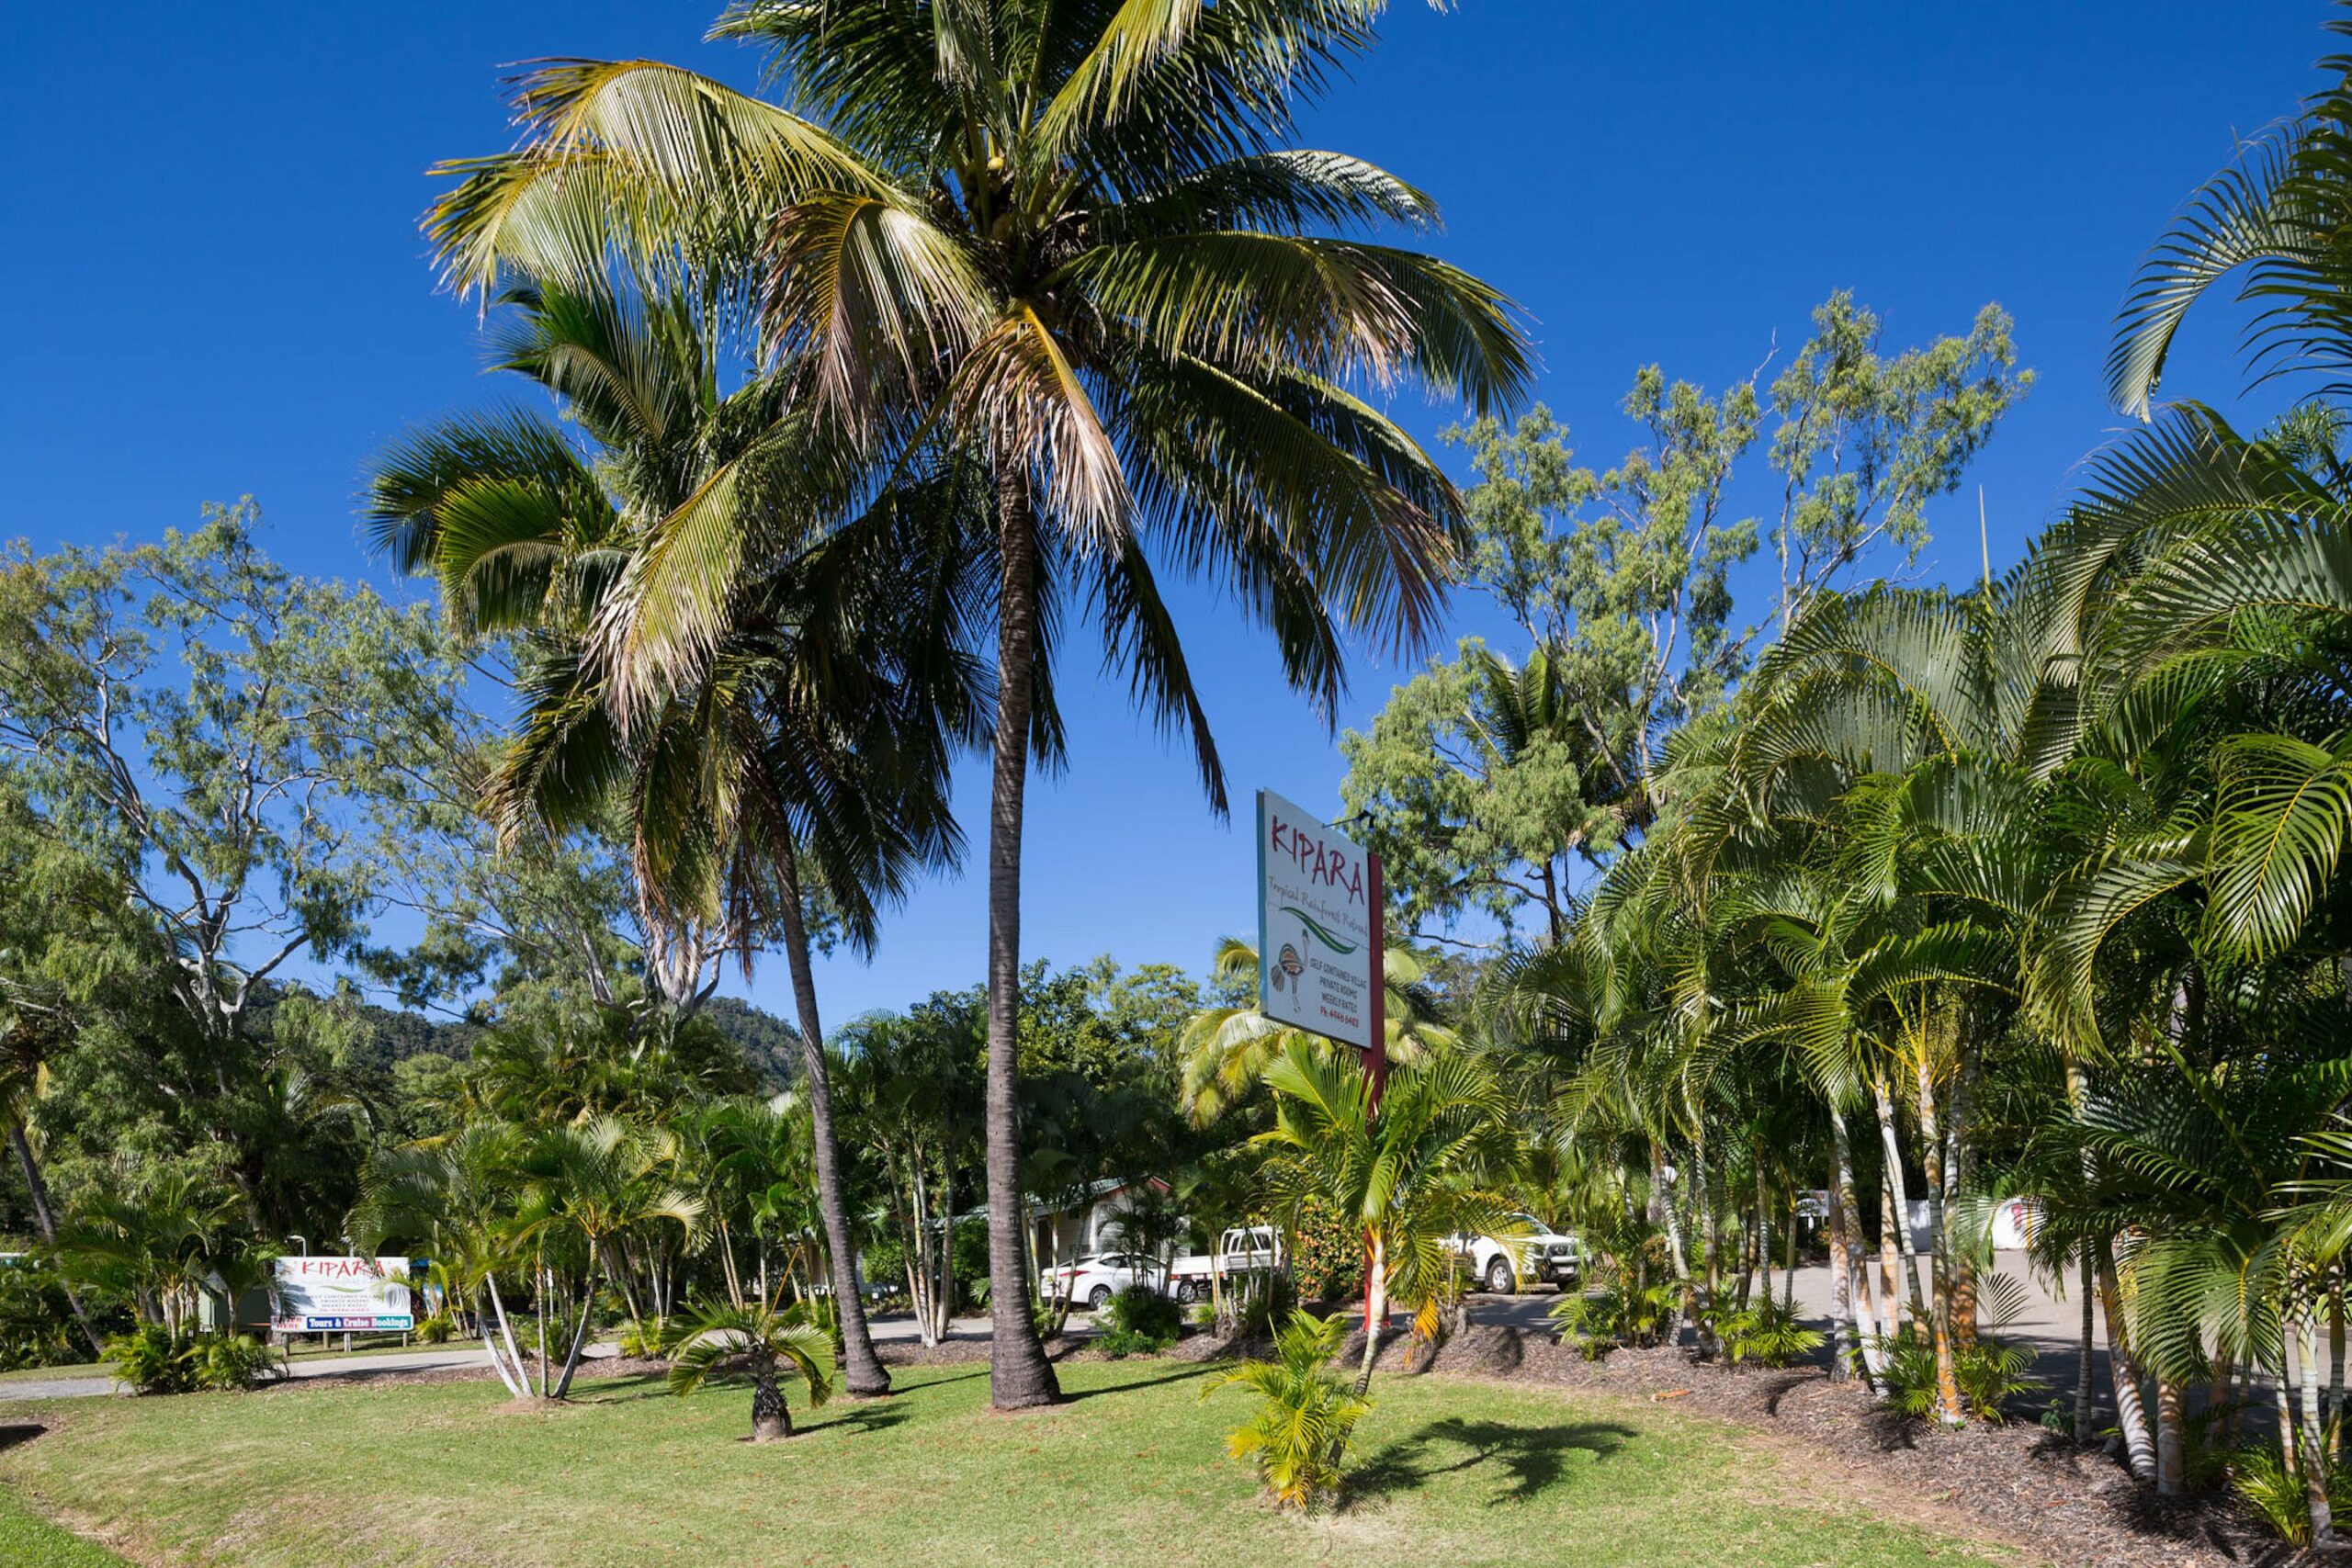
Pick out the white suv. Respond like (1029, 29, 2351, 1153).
(1454, 1214, 1581, 1293)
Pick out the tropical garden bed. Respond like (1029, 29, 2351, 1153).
(0, 1358, 2032, 1568)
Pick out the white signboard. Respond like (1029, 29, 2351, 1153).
(273, 1257, 414, 1332)
(1256, 790, 1382, 1051)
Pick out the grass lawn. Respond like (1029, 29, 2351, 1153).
(0, 1480, 124, 1566)
(0, 1359, 2027, 1567)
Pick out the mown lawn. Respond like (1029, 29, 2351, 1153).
(0, 1359, 2026, 1567)
(0, 1477, 123, 1567)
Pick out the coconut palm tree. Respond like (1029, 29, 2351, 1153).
(667, 1302, 835, 1442)
(368, 277, 989, 1398)
(422, 0, 1530, 1409)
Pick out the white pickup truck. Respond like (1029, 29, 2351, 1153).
(1164, 1224, 1283, 1303)
(1453, 1213, 1581, 1293)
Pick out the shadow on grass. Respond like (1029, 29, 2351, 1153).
(0, 1423, 44, 1451)
(1060, 1363, 1216, 1403)
(805, 1402, 912, 1436)
(1348, 1416, 1638, 1507)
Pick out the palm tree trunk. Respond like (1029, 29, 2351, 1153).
(473, 1284, 526, 1397)
(775, 840, 892, 1398)
(1944, 1054, 1978, 1348)
(2095, 1242, 2157, 1483)
(983, 466, 1059, 1411)
(752, 1366, 791, 1442)
(1829, 1107, 1883, 1384)
(485, 1273, 531, 1400)
(2298, 1309, 2338, 1544)
(1913, 1056, 1962, 1427)
(1354, 1231, 1387, 1396)
(2154, 1374, 2186, 1496)
(8, 1119, 105, 1359)
(1781, 1187, 1797, 1313)
(2075, 1250, 2097, 1444)
(1871, 1079, 1929, 1336)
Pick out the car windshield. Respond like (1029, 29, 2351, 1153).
(1515, 1213, 1556, 1236)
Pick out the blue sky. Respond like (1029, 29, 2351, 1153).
(0, 2, 2325, 1024)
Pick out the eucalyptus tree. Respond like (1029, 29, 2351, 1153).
(0, 510, 469, 1232)
(423, 0, 1532, 1408)
(1340, 298, 2027, 949)
(369, 278, 986, 1398)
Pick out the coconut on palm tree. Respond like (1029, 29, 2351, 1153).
(424, 0, 1531, 1408)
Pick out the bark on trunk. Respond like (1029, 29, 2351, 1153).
(2075, 1250, 2097, 1444)
(775, 840, 891, 1398)
(1913, 1055, 1962, 1427)
(752, 1368, 792, 1442)
(2096, 1242, 2157, 1483)
(1872, 1079, 1929, 1336)
(983, 466, 1060, 1411)
(2154, 1374, 2186, 1497)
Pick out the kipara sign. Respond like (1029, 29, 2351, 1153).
(1256, 790, 1382, 1051)
(273, 1257, 414, 1332)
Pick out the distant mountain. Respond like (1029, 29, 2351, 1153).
(702, 996, 804, 1094)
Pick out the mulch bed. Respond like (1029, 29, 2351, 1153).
(1340, 1323, 2284, 1568)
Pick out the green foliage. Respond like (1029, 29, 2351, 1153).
(1342, 295, 2027, 943)
(1711, 1298, 1826, 1369)
(664, 1303, 835, 1428)
(1103, 1284, 1180, 1350)
(1548, 1282, 1676, 1360)
(616, 1316, 668, 1360)
(2230, 1442, 2352, 1548)
(104, 1326, 277, 1395)
(1871, 1334, 2039, 1425)
(0, 1264, 99, 1370)
(1201, 1311, 1373, 1511)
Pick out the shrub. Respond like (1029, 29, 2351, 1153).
(1227, 1269, 1297, 1339)
(0, 1264, 95, 1370)
(1285, 1197, 1363, 1303)
(183, 1332, 277, 1392)
(616, 1316, 669, 1359)
(104, 1325, 279, 1394)
(1549, 1281, 1676, 1359)
(1871, 1333, 2038, 1423)
(1107, 1284, 1181, 1340)
(1201, 1310, 1371, 1510)
(414, 1312, 459, 1346)
(1713, 1298, 1825, 1368)
(2230, 1442, 2352, 1546)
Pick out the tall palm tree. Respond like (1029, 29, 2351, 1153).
(368, 278, 987, 1397)
(423, 0, 1531, 1408)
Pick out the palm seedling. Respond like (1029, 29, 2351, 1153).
(1200, 1309, 1371, 1510)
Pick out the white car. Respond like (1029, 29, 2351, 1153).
(1454, 1214, 1581, 1293)
(1038, 1252, 1166, 1311)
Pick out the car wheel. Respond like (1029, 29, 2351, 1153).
(1485, 1257, 1516, 1294)
(1175, 1280, 1200, 1304)
(1088, 1284, 1113, 1310)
